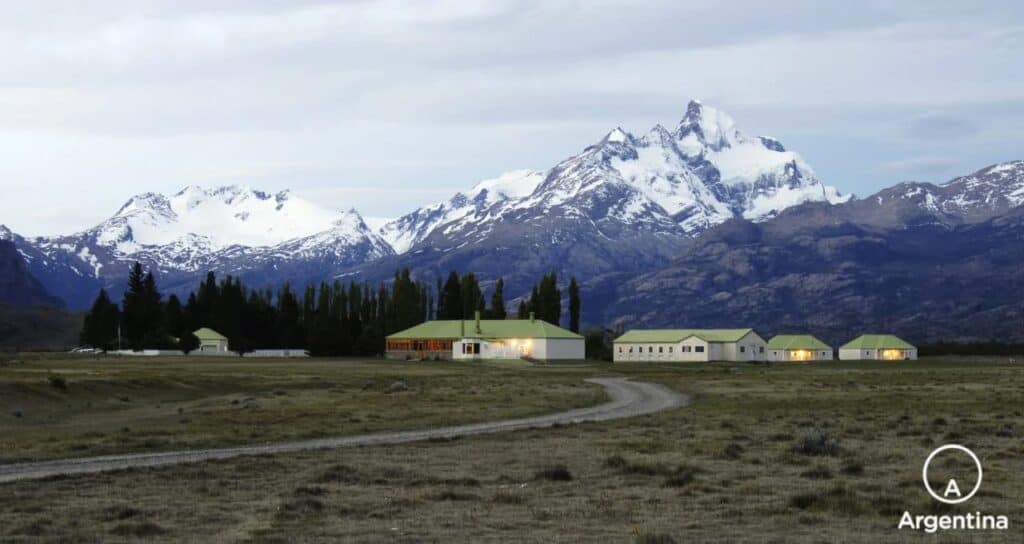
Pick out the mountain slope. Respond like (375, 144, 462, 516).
(357, 101, 843, 302)
(380, 100, 845, 254)
(601, 160, 1024, 344)
(7, 187, 393, 308)
(0, 240, 64, 308)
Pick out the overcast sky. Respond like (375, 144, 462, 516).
(2, 1, 1022, 236)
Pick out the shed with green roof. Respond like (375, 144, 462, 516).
(838, 335, 917, 361)
(613, 328, 766, 363)
(385, 312, 584, 361)
(194, 327, 229, 353)
(767, 335, 833, 362)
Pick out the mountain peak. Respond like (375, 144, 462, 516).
(604, 127, 632, 144)
(676, 100, 741, 151)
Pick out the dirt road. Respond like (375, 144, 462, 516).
(0, 377, 687, 484)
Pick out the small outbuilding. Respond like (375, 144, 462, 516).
(838, 335, 917, 360)
(386, 312, 584, 361)
(613, 329, 767, 362)
(194, 327, 230, 354)
(767, 335, 833, 362)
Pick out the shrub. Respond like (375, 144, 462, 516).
(635, 532, 677, 544)
(840, 461, 864, 476)
(101, 506, 142, 521)
(800, 466, 834, 480)
(604, 454, 628, 469)
(47, 374, 67, 391)
(110, 522, 168, 537)
(722, 443, 744, 459)
(794, 429, 840, 456)
(428, 489, 479, 501)
(534, 465, 573, 482)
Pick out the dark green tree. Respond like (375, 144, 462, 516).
(568, 277, 580, 333)
(489, 278, 507, 319)
(438, 271, 462, 319)
(165, 294, 184, 338)
(80, 288, 120, 350)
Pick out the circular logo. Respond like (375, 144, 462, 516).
(922, 444, 983, 505)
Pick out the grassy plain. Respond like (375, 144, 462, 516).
(1, 355, 1022, 543)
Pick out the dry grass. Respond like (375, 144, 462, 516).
(0, 356, 1022, 542)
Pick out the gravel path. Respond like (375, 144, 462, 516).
(0, 377, 687, 484)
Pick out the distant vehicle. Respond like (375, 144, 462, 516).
(70, 346, 102, 354)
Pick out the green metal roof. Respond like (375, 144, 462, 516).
(194, 327, 228, 341)
(386, 319, 582, 340)
(614, 328, 756, 343)
(839, 334, 914, 350)
(767, 335, 832, 350)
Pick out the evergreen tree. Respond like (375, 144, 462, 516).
(517, 300, 528, 319)
(489, 278, 507, 319)
(80, 289, 120, 350)
(121, 262, 148, 349)
(439, 272, 462, 319)
(276, 284, 304, 348)
(165, 294, 184, 338)
(568, 277, 580, 333)
(460, 273, 482, 318)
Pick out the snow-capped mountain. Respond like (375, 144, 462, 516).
(379, 170, 544, 253)
(880, 160, 1024, 223)
(381, 100, 846, 254)
(3, 186, 393, 308)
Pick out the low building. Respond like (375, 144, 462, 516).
(386, 312, 584, 361)
(613, 329, 767, 362)
(194, 327, 230, 354)
(767, 335, 833, 362)
(838, 335, 917, 360)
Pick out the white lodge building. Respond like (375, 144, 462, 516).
(613, 329, 767, 362)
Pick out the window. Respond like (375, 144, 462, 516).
(759, 346, 764, 353)
(628, 347, 633, 353)
(740, 346, 746, 353)
(658, 346, 663, 353)
(618, 347, 622, 353)
(648, 346, 653, 353)
(695, 346, 705, 353)
(669, 347, 673, 353)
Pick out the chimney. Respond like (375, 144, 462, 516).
(529, 312, 535, 323)
(474, 310, 481, 334)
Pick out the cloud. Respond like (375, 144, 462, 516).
(905, 114, 978, 140)
(0, 1, 1022, 235)
(878, 156, 961, 177)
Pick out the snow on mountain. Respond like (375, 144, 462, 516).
(94, 185, 342, 254)
(28, 185, 393, 279)
(380, 169, 544, 253)
(874, 160, 1024, 225)
(381, 100, 846, 253)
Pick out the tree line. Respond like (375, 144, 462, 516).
(80, 263, 582, 355)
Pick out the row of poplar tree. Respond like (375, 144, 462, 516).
(80, 262, 581, 355)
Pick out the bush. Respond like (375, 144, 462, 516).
(534, 465, 573, 482)
(47, 374, 68, 391)
(794, 429, 840, 456)
(635, 532, 677, 544)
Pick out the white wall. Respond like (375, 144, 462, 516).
(453, 338, 584, 361)
(838, 348, 917, 360)
(768, 349, 834, 362)
(719, 332, 767, 362)
(534, 338, 586, 360)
